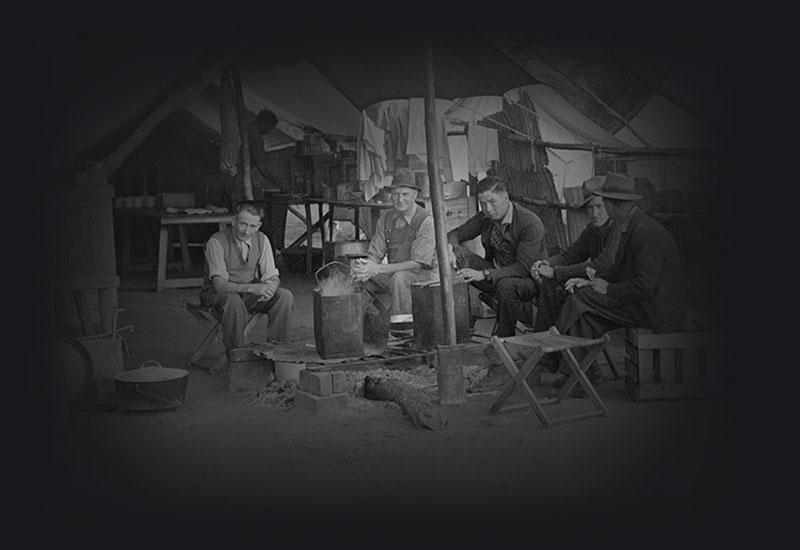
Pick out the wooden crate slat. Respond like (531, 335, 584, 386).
(681, 348, 700, 382)
(638, 349, 654, 384)
(631, 381, 734, 401)
(634, 331, 727, 350)
(659, 349, 676, 383)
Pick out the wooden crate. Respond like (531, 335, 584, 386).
(625, 327, 732, 401)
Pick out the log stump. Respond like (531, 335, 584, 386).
(363, 375, 447, 430)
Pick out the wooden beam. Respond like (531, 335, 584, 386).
(476, 120, 722, 157)
(231, 60, 254, 201)
(63, 39, 248, 214)
(424, 31, 457, 347)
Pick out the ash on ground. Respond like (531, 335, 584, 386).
(242, 379, 297, 410)
(241, 363, 490, 411)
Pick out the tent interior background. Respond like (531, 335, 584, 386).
(37, 26, 730, 335)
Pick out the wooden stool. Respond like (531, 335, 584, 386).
(489, 327, 611, 428)
(184, 301, 263, 374)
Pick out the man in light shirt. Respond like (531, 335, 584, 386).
(352, 168, 435, 340)
(199, 201, 294, 352)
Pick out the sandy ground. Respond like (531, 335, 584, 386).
(28, 269, 739, 544)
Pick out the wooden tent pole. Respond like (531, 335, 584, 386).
(231, 60, 254, 201)
(63, 40, 247, 214)
(424, 32, 457, 347)
(475, 121, 722, 157)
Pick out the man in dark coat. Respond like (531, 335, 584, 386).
(554, 173, 686, 388)
(447, 176, 547, 337)
(530, 175, 621, 335)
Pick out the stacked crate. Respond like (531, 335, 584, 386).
(625, 328, 732, 401)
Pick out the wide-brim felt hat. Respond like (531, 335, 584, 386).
(388, 168, 422, 192)
(589, 172, 642, 203)
(578, 176, 605, 208)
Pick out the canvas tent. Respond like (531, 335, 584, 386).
(37, 25, 729, 342)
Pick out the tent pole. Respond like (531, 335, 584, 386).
(231, 60, 254, 201)
(424, 32, 457, 347)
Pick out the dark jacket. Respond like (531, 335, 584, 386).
(447, 202, 546, 280)
(606, 207, 686, 332)
(549, 219, 620, 283)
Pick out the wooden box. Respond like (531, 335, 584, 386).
(625, 328, 732, 401)
(442, 180, 467, 200)
(419, 196, 476, 233)
(79, 337, 125, 405)
(411, 280, 471, 350)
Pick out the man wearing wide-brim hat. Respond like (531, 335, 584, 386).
(529, 175, 623, 382)
(352, 168, 435, 345)
(553, 173, 686, 391)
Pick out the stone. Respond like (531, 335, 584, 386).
(298, 370, 332, 396)
(331, 370, 349, 394)
(228, 359, 275, 393)
(294, 390, 348, 414)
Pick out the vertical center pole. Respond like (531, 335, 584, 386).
(231, 60, 254, 201)
(423, 31, 457, 346)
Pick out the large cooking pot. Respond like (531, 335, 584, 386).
(114, 361, 189, 411)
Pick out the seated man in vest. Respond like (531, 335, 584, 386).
(199, 200, 294, 353)
(553, 173, 686, 392)
(529, 175, 622, 374)
(352, 168, 435, 341)
(447, 176, 547, 337)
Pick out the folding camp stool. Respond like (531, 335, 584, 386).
(184, 301, 263, 374)
(489, 326, 611, 428)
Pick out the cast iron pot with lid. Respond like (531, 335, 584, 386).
(114, 360, 189, 411)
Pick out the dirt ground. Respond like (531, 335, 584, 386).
(29, 268, 739, 544)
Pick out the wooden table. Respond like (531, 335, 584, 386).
(289, 197, 393, 274)
(116, 207, 231, 291)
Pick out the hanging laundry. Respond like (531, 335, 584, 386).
(356, 111, 387, 183)
(445, 96, 504, 126)
(375, 99, 409, 174)
(467, 123, 499, 177)
(406, 98, 453, 182)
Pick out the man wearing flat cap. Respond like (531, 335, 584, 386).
(352, 168, 435, 340)
(529, 176, 622, 377)
(553, 173, 686, 390)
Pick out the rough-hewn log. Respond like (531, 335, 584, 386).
(477, 120, 721, 157)
(363, 375, 447, 430)
(231, 60, 253, 201)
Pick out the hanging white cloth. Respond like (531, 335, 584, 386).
(467, 123, 499, 177)
(356, 111, 387, 182)
(406, 98, 453, 182)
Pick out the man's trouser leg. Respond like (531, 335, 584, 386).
(532, 278, 569, 372)
(249, 287, 294, 343)
(199, 290, 250, 350)
(493, 277, 537, 337)
(555, 286, 649, 379)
